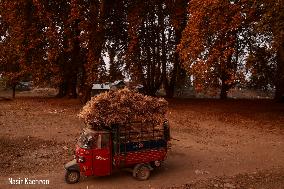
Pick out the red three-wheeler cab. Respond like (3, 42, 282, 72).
(64, 121, 170, 184)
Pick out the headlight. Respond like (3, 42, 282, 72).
(78, 156, 85, 163)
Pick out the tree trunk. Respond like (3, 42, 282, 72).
(56, 18, 80, 99)
(220, 81, 229, 99)
(66, 75, 78, 98)
(79, 85, 92, 104)
(66, 19, 81, 99)
(79, 0, 111, 102)
(56, 82, 67, 98)
(164, 1, 188, 98)
(165, 85, 175, 98)
(12, 85, 16, 99)
(274, 42, 284, 102)
(56, 76, 78, 98)
(165, 54, 179, 98)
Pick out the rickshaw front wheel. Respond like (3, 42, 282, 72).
(65, 170, 80, 184)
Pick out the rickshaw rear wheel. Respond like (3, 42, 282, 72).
(133, 163, 151, 181)
(65, 170, 80, 184)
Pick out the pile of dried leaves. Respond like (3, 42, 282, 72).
(78, 88, 168, 130)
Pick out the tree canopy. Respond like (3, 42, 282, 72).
(179, 0, 284, 99)
(0, 0, 283, 100)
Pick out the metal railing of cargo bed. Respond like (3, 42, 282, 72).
(113, 121, 164, 165)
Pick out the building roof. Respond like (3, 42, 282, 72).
(92, 83, 110, 90)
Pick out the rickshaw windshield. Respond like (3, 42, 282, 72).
(78, 131, 97, 149)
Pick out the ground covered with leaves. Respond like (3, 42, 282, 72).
(0, 92, 283, 188)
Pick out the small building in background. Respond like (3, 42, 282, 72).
(91, 83, 110, 96)
(91, 80, 127, 96)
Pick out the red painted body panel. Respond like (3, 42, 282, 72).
(77, 146, 167, 176)
(113, 149, 167, 168)
(75, 146, 93, 176)
(75, 128, 169, 177)
(93, 148, 111, 176)
(76, 147, 112, 177)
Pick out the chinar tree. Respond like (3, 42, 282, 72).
(179, 0, 284, 100)
(252, 0, 284, 101)
(178, 0, 257, 99)
(126, 0, 189, 97)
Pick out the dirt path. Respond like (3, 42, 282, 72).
(0, 98, 283, 188)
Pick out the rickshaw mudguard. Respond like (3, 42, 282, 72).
(64, 159, 80, 172)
